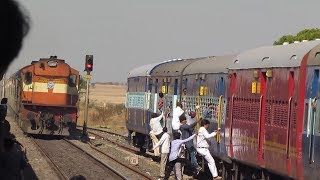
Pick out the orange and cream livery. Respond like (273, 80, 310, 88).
(7, 56, 79, 135)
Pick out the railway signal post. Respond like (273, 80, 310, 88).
(83, 55, 93, 138)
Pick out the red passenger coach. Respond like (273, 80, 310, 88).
(126, 40, 320, 179)
(225, 41, 320, 179)
(7, 56, 79, 135)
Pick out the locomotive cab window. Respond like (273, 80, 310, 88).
(25, 72, 32, 85)
(69, 74, 77, 87)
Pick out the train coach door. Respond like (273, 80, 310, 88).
(228, 73, 237, 158)
(307, 69, 319, 164)
(258, 71, 267, 164)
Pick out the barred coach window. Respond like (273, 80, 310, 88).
(25, 72, 32, 85)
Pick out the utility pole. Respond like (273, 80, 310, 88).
(82, 55, 93, 137)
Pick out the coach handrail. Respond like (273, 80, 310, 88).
(257, 95, 263, 155)
(309, 98, 317, 164)
(286, 96, 293, 159)
(216, 95, 223, 143)
(307, 98, 312, 137)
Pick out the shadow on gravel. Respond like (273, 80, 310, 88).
(29, 127, 84, 141)
(23, 163, 38, 180)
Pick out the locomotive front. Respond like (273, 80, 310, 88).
(15, 56, 79, 135)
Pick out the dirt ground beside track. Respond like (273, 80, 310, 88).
(87, 84, 126, 105)
(77, 84, 128, 135)
(7, 116, 59, 180)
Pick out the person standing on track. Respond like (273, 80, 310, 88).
(196, 119, 222, 180)
(149, 112, 164, 156)
(153, 127, 170, 178)
(163, 132, 199, 180)
(179, 114, 201, 170)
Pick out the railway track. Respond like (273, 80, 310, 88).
(85, 128, 139, 154)
(32, 137, 152, 180)
(82, 127, 156, 159)
(78, 126, 127, 138)
(32, 137, 68, 180)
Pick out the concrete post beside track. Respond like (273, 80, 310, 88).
(83, 72, 91, 137)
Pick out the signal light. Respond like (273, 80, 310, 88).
(85, 55, 93, 72)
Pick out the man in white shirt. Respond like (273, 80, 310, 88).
(149, 112, 164, 156)
(153, 127, 170, 178)
(197, 119, 222, 180)
(170, 102, 185, 180)
(172, 102, 184, 131)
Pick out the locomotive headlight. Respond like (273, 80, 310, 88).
(48, 60, 58, 67)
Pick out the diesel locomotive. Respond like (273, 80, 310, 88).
(6, 56, 79, 135)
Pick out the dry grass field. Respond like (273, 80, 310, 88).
(77, 84, 128, 135)
(89, 84, 126, 105)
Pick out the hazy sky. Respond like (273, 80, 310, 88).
(9, 0, 320, 83)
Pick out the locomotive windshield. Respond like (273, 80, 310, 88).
(24, 72, 32, 85)
(69, 74, 77, 87)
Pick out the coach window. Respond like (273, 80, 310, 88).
(219, 77, 224, 96)
(25, 72, 32, 85)
(155, 79, 158, 93)
(69, 74, 77, 87)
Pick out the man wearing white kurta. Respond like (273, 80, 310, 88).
(153, 127, 170, 177)
(196, 119, 222, 180)
(172, 102, 184, 131)
(149, 111, 164, 156)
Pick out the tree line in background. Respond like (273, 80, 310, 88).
(274, 28, 320, 45)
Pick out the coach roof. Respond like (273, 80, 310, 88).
(150, 57, 204, 76)
(183, 55, 236, 75)
(128, 62, 162, 78)
(307, 43, 320, 66)
(230, 40, 320, 69)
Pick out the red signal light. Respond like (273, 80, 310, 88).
(85, 55, 93, 72)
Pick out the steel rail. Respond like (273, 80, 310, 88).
(31, 138, 68, 180)
(87, 130, 138, 154)
(64, 139, 128, 180)
(77, 126, 126, 138)
(86, 141, 154, 180)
